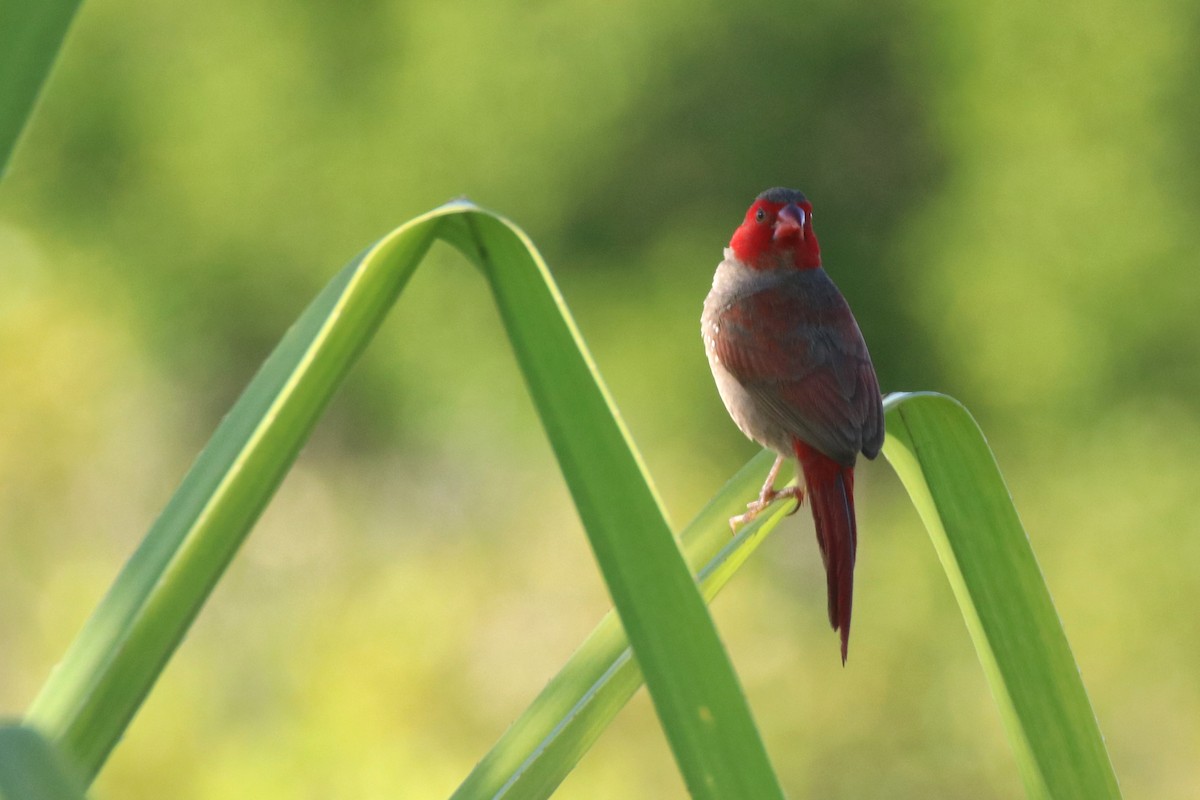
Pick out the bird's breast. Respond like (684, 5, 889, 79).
(701, 257, 812, 456)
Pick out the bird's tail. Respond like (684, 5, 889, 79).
(794, 440, 857, 664)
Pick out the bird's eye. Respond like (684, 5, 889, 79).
(755, 209, 767, 223)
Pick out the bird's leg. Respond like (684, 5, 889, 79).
(729, 454, 806, 532)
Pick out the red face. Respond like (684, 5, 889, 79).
(729, 196, 821, 270)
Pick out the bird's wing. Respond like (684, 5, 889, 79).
(713, 280, 883, 465)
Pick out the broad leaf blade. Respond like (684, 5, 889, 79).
(453, 452, 793, 800)
(26, 208, 445, 779)
(443, 211, 785, 799)
(0, 0, 82, 177)
(882, 392, 1121, 799)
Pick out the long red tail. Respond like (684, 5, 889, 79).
(794, 440, 857, 663)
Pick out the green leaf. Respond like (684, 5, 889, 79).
(0, 724, 88, 800)
(452, 451, 794, 800)
(26, 205, 442, 780)
(463, 391, 1123, 800)
(0, 0, 82, 178)
(440, 212, 785, 800)
(882, 392, 1121, 800)
(27, 203, 784, 798)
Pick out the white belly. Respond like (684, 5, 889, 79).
(701, 252, 797, 457)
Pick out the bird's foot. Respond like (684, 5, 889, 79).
(728, 484, 805, 533)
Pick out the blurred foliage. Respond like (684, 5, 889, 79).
(1, 0, 1197, 797)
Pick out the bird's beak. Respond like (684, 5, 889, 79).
(774, 203, 807, 243)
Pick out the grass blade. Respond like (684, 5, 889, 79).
(0, 725, 88, 800)
(28, 202, 784, 797)
(26, 207, 444, 779)
(453, 451, 793, 799)
(442, 211, 785, 799)
(882, 391, 1121, 799)
(0, 0, 82, 178)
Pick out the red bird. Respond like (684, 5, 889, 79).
(702, 188, 883, 662)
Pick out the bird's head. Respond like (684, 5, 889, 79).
(729, 187, 821, 270)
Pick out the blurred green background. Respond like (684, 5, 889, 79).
(2, 0, 1198, 797)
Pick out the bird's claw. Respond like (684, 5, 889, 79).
(728, 485, 805, 533)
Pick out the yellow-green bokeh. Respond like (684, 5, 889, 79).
(2, 0, 1197, 797)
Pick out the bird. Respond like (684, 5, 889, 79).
(702, 187, 884, 662)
